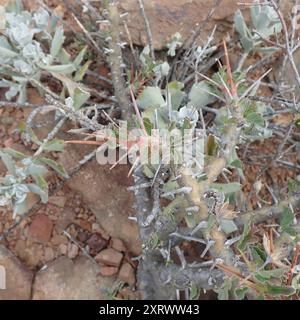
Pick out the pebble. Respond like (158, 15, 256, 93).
(110, 238, 127, 252)
(119, 287, 140, 300)
(77, 231, 90, 243)
(28, 214, 54, 243)
(99, 266, 119, 277)
(74, 207, 81, 214)
(76, 219, 92, 232)
(44, 247, 55, 262)
(118, 262, 135, 286)
(4, 137, 13, 148)
(95, 248, 123, 267)
(48, 196, 67, 208)
(67, 243, 79, 259)
(86, 233, 108, 254)
(51, 234, 68, 246)
(59, 244, 68, 255)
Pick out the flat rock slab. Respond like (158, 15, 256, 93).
(32, 256, 115, 300)
(119, 0, 240, 50)
(0, 245, 33, 300)
(58, 140, 141, 256)
(28, 213, 54, 243)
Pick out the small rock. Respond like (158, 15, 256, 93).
(95, 248, 123, 267)
(99, 266, 119, 277)
(32, 256, 116, 299)
(92, 223, 100, 232)
(14, 240, 43, 269)
(1, 116, 14, 125)
(119, 287, 140, 300)
(19, 219, 28, 229)
(91, 224, 110, 240)
(59, 244, 68, 255)
(12, 132, 20, 143)
(88, 215, 96, 222)
(110, 238, 126, 252)
(55, 207, 75, 234)
(74, 207, 80, 214)
(67, 243, 79, 259)
(66, 224, 78, 238)
(118, 262, 135, 286)
(28, 214, 53, 243)
(13, 240, 26, 255)
(44, 247, 55, 262)
(87, 233, 108, 254)
(48, 196, 67, 208)
(0, 245, 33, 300)
(51, 234, 68, 246)
(75, 219, 92, 232)
(77, 231, 90, 243)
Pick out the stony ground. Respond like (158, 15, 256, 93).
(0, 88, 140, 300)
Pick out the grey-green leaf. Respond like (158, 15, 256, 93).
(0, 45, 18, 58)
(26, 183, 48, 203)
(43, 139, 65, 152)
(50, 26, 65, 58)
(254, 268, 286, 283)
(167, 81, 185, 110)
(234, 10, 249, 37)
(210, 182, 241, 194)
(265, 283, 296, 297)
(38, 157, 69, 178)
(0, 151, 16, 175)
(3, 148, 26, 159)
(38, 63, 76, 74)
(220, 219, 238, 234)
(188, 81, 216, 108)
(72, 87, 90, 110)
(73, 46, 87, 68)
(237, 219, 252, 251)
(280, 207, 294, 231)
(73, 60, 91, 82)
(26, 163, 48, 176)
(137, 86, 165, 109)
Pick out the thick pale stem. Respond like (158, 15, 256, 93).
(106, 2, 132, 121)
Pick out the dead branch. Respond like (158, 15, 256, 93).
(137, 0, 155, 61)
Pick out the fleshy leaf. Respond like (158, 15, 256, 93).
(26, 183, 48, 203)
(137, 86, 165, 109)
(43, 139, 65, 152)
(188, 81, 216, 108)
(72, 87, 90, 110)
(50, 26, 65, 58)
(237, 219, 252, 251)
(73, 46, 87, 67)
(220, 219, 238, 234)
(38, 157, 69, 178)
(210, 182, 241, 194)
(0, 151, 16, 175)
(38, 63, 76, 74)
(264, 283, 296, 297)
